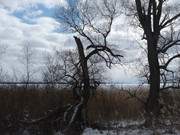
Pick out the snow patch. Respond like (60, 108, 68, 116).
(82, 127, 180, 135)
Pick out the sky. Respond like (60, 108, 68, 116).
(0, 0, 165, 84)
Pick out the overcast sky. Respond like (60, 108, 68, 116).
(0, 0, 156, 83)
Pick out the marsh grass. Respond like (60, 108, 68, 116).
(0, 85, 179, 133)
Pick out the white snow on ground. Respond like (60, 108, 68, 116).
(106, 119, 145, 127)
(82, 120, 180, 135)
(82, 128, 153, 135)
(19, 120, 180, 135)
(82, 128, 180, 135)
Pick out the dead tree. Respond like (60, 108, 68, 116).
(43, 50, 78, 88)
(19, 42, 36, 88)
(174, 60, 180, 87)
(0, 43, 8, 82)
(56, 0, 123, 131)
(124, 0, 180, 126)
(21, 0, 123, 132)
(42, 46, 107, 132)
(43, 49, 104, 90)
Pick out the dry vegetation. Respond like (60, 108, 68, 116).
(0, 85, 179, 134)
(88, 89, 146, 123)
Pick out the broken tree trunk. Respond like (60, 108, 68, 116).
(73, 36, 90, 126)
(63, 36, 91, 134)
(19, 37, 91, 134)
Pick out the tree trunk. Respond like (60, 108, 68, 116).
(145, 36, 161, 127)
(74, 36, 90, 127)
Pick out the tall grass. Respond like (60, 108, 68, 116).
(0, 85, 179, 133)
(88, 89, 146, 124)
(0, 86, 146, 130)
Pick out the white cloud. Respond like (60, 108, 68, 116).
(0, 0, 167, 83)
(0, 0, 141, 83)
(0, 0, 68, 12)
(0, 5, 74, 81)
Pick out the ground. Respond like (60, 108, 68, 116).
(53, 120, 180, 135)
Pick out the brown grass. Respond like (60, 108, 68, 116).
(0, 85, 179, 133)
(88, 89, 147, 124)
(0, 86, 147, 126)
(0, 87, 72, 119)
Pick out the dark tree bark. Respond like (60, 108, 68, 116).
(133, 0, 180, 126)
(74, 36, 90, 127)
(145, 36, 161, 126)
(69, 36, 122, 130)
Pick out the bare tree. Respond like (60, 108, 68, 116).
(0, 43, 8, 82)
(19, 42, 36, 88)
(134, 48, 150, 84)
(22, 0, 123, 132)
(57, 0, 122, 67)
(43, 51, 68, 88)
(43, 49, 104, 90)
(173, 60, 180, 87)
(55, 0, 123, 131)
(43, 45, 106, 129)
(124, 0, 180, 126)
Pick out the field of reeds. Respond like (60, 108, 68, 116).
(0, 85, 179, 134)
